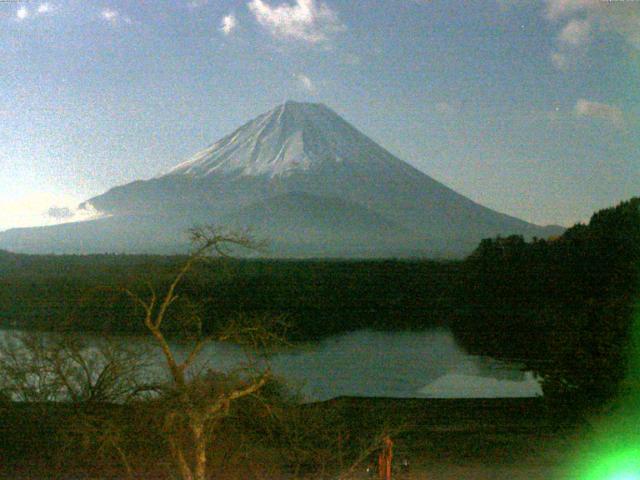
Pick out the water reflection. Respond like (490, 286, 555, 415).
(0, 328, 542, 401)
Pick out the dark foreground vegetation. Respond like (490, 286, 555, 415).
(0, 198, 638, 479)
(0, 395, 578, 480)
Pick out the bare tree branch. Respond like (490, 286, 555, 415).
(182, 336, 213, 373)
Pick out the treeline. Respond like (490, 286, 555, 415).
(0, 254, 463, 340)
(451, 198, 640, 404)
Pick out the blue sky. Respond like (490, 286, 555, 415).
(0, 0, 638, 231)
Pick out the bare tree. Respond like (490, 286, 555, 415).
(65, 413, 137, 480)
(121, 226, 285, 480)
(0, 331, 149, 404)
(0, 332, 64, 402)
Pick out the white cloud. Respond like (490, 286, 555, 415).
(101, 8, 118, 22)
(37, 3, 52, 14)
(550, 18, 590, 69)
(101, 8, 132, 26)
(247, 0, 346, 43)
(539, 0, 640, 69)
(220, 14, 237, 35)
(548, 1, 640, 48)
(574, 99, 624, 128)
(558, 18, 590, 46)
(16, 6, 29, 21)
(13, 3, 54, 22)
(296, 73, 317, 93)
(0, 193, 104, 232)
(545, 0, 599, 21)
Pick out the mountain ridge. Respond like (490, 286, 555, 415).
(0, 101, 564, 257)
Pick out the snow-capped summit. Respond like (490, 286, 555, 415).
(0, 101, 564, 256)
(164, 101, 390, 179)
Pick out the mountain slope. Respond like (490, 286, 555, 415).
(0, 101, 563, 256)
(220, 191, 431, 257)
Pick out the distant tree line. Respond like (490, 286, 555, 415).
(0, 255, 461, 339)
(452, 197, 640, 406)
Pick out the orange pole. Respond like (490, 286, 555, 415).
(378, 436, 393, 480)
(385, 436, 393, 480)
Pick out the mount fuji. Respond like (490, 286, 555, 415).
(0, 101, 562, 257)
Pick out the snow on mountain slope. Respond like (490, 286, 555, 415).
(163, 101, 388, 179)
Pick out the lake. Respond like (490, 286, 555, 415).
(0, 328, 542, 401)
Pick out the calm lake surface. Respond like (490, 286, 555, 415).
(0, 328, 542, 401)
